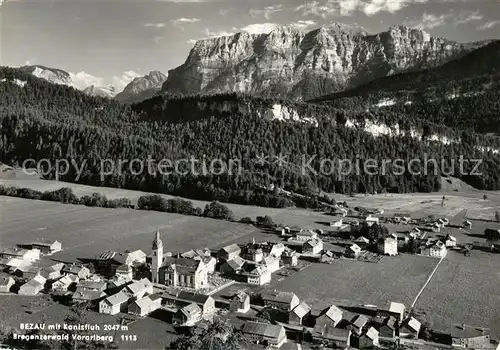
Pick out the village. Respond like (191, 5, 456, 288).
(1, 201, 500, 350)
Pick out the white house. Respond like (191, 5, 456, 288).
(19, 275, 46, 296)
(262, 256, 280, 273)
(0, 276, 15, 293)
(246, 266, 271, 285)
(365, 215, 379, 227)
(445, 234, 457, 247)
(30, 240, 62, 254)
(99, 291, 129, 315)
(378, 235, 398, 256)
(128, 295, 162, 317)
(420, 239, 447, 258)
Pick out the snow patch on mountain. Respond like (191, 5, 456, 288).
(1, 78, 27, 88)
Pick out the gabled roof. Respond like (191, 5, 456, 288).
(0, 275, 14, 286)
(322, 327, 351, 341)
(291, 301, 311, 318)
(355, 236, 370, 244)
(232, 291, 249, 303)
(219, 244, 241, 255)
(382, 316, 397, 330)
(401, 317, 421, 333)
(363, 327, 379, 340)
(77, 280, 107, 290)
(351, 314, 368, 328)
(131, 295, 156, 310)
(241, 322, 284, 340)
(30, 239, 60, 247)
(451, 324, 490, 339)
(179, 302, 202, 316)
(262, 291, 298, 305)
(103, 291, 129, 306)
(388, 302, 405, 314)
(177, 291, 212, 305)
(126, 250, 146, 261)
(304, 239, 322, 248)
(72, 289, 105, 301)
(248, 266, 269, 277)
(225, 256, 245, 270)
(319, 305, 343, 323)
(348, 244, 361, 253)
(125, 280, 148, 295)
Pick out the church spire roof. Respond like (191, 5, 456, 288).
(153, 228, 163, 250)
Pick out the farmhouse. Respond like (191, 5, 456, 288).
(176, 291, 215, 314)
(345, 244, 361, 259)
(128, 294, 162, 317)
(172, 303, 202, 326)
(378, 302, 406, 322)
(445, 234, 457, 247)
(159, 257, 208, 289)
(99, 291, 129, 315)
(399, 317, 421, 339)
(303, 239, 323, 255)
(261, 242, 285, 258)
(80, 251, 126, 277)
(217, 244, 241, 262)
(241, 322, 287, 349)
(294, 229, 318, 242)
(52, 274, 78, 292)
(451, 323, 491, 349)
(39, 263, 64, 280)
(0, 248, 40, 262)
(0, 275, 15, 293)
(61, 264, 90, 279)
(320, 250, 335, 263)
(115, 264, 133, 280)
(13, 265, 41, 280)
(229, 291, 250, 313)
(430, 222, 441, 233)
(123, 278, 153, 301)
(76, 280, 107, 293)
(378, 316, 397, 338)
(359, 327, 379, 348)
(289, 301, 311, 326)
(220, 256, 245, 275)
(314, 304, 343, 331)
(330, 217, 349, 231)
(315, 327, 351, 349)
(377, 235, 398, 256)
(349, 314, 368, 335)
(420, 239, 446, 258)
(246, 265, 271, 285)
(18, 275, 46, 296)
(262, 256, 280, 273)
(365, 215, 379, 227)
(240, 243, 264, 263)
(262, 290, 300, 312)
(29, 239, 62, 254)
(281, 249, 298, 266)
(354, 236, 370, 249)
(72, 290, 106, 303)
(330, 207, 347, 217)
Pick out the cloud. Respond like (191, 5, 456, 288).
(249, 5, 283, 20)
(454, 10, 483, 25)
(240, 23, 279, 35)
(172, 17, 201, 25)
(69, 72, 105, 90)
(111, 70, 142, 92)
(404, 12, 452, 30)
(290, 20, 317, 30)
(144, 23, 167, 28)
(219, 8, 233, 16)
(477, 20, 500, 30)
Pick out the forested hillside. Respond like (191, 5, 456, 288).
(1, 66, 500, 210)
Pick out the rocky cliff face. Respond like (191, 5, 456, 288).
(83, 85, 117, 98)
(21, 65, 73, 86)
(115, 71, 167, 103)
(162, 24, 481, 100)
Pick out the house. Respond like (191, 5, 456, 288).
(76, 280, 107, 293)
(241, 322, 287, 348)
(128, 294, 162, 317)
(123, 250, 147, 265)
(463, 220, 472, 229)
(379, 316, 398, 338)
(436, 218, 446, 227)
(354, 236, 370, 249)
(246, 266, 271, 285)
(0, 275, 15, 293)
(241, 243, 264, 263)
(345, 244, 361, 259)
(29, 239, 62, 254)
(377, 236, 398, 256)
(451, 323, 491, 349)
(217, 244, 241, 262)
(229, 291, 250, 313)
(159, 257, 208, 289)
(0, 248, 40, 262)
(107, 277, 131, 290)
(420, 239, 447, 258)
(294, 229, 317, 242)
(172, 303, 202, 326)
(330, 207, 348, 217)
(365, 215, 379, 227)
(181, 249, 216, 274)
(72, 290, 106, 303)
(18, 275, 46, 296)
(262, 291, 300, 312)
(176, 291, 215, 314)
(281, 250, 298, 266)
(399, 317, 421, 339)
(445, 234, 457, 247)
(115, 264, 133, 280)
(315, 305, 343, 331)
(262, 256, 280, 273)
(13, 265, 41, 280)
(430, 222, 441, 233)
(315, 327, 351, 349)
(123, 279, 153, 301)
(378, 302, 406, 322)
(349, 314, 368, 335)
(52, 274, 78, 293)
(320, 250, 335, 264)
(442, 218, 449, 226)
(220, 256, 245, 275)
(289, 301, 311, 326)
(394, 233, 410, 249)
(62, 264, 90, 279)
(78, 250, 124, 277)
(359, 327, 379, 348)
(39, 263, 64, 280)
(99, 291, 129, 315)
(303, 239, 323, 255)
(261, 242, 285, 258)
(330, 217, 348, 229)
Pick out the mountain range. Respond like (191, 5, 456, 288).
(161, 24, 491, 100)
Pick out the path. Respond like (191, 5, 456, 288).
(410, 251, 447, 311)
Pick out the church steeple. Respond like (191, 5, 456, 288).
(153, 228, 163, 250)
(151, 228, 163, 284)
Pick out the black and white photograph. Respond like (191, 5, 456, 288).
(0, 0, 499, 349)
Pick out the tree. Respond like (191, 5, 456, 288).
(483, 194, 488, 200)
(203, 201, 234, 221)
(255, 215, 275, 228)
(168, 318, 247, 350)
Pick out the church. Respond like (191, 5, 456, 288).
(151, 230, 208, 290)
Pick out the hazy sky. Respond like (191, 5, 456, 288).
(1, 0, 499, 89)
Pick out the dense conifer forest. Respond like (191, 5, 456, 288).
(1, 62, 500, 209)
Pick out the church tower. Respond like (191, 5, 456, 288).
(151, 228, 163, 284)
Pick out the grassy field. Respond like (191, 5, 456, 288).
(414, 249, 500, 339)
(269, 254, 439, 314)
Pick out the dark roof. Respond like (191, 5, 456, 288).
(451, 324, 490, 339)
(382, 316, 398, 330)
(177, 291, 212, 305)
(161, 257, 201, 271)
(219, 244, 241, 255)
(241, 322, 284, 340)
(262, 291, 298, 305)
(322, 327, 351, 341)
(291, 301, 311, 318)
(179, 302, 202, 316)
(351, 314, 368, 328)
(318, 305, 343, 323)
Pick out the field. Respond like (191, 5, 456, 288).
(414, 249, 500, 339)
(269, 254, 439, 314)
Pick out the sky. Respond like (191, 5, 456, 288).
(0, 0, 499, 91)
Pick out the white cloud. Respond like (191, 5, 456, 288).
(454, 10, 483, 25)
(240, 23, 279, 35)
(477, 20, 500, 31)
(111, 70, 142, 92)
(404, 12, 452, 30)
(290, 20, 317, 30)
(171, 17, 201, 30)
(249, 5, 283, 20)
(69, 72, 105, 90)
(144, 23, 167, 28)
